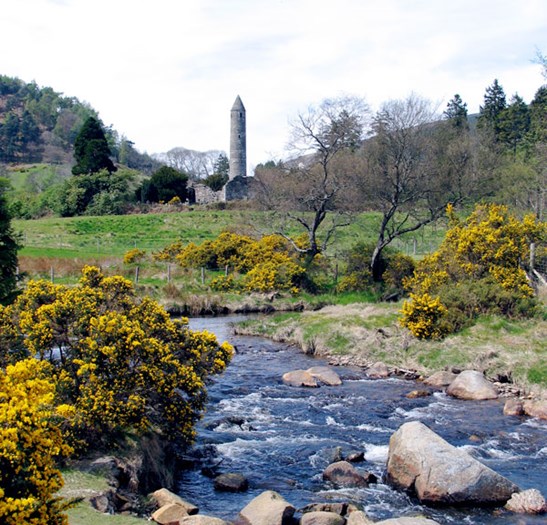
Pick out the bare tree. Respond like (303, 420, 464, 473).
(358, 94, 474, 278)
(255, 96, 370, 264)
(154, 147, 223, 179)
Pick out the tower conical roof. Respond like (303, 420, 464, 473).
(231, 95, 245, 111)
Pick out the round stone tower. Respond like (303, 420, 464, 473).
(229, 95, 246, 180)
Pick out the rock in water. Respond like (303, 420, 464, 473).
(322, 461, 368, 488)
(366, 361, 389, 378)
(346, 511, 375, 525)
(376, 519, 441, 525)
(423, 371, 457, 387)
(523, 400, 547, 420)
(386, 421, 519, 505)
(406, 390, 431, 399)
(214, 472, 248, 492)
(238, 490, 295, 525)
(152, 503, 191, 524)
(149, 488, 198, 514)
(505, 489, 547, 514)
(180, 517, 230, 525)
(307, 366, 342, 386)
(503, 398, 524, 416)
(446, 370, 498, 400)
(301, 511, 346, 525)
(282, 370, 319, 387)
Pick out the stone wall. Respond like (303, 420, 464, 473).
(191, 183, 222, 205)
(223, 176, 257, 201)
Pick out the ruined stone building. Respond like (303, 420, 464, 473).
(191, 95, 254, 204)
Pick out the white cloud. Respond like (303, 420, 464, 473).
(1, 0, 546, 169)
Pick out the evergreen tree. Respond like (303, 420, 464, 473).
(498, 94, 530, 156)
(444, 94, 468, 130)
(72, 117, 117, 175)
(204, 153, 229, 191)
(0, 178, 20, 304)
(478, 79, 507, 139)
(528, 86, 547, 144)
(137, 166, 188, 203)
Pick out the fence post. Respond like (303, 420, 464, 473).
(530, 243, 536, 271)
(135, 266, 139, 284)
(167, 263, 171, 283)
(225, 265, 229, 276)
(50, 266, 54, 283)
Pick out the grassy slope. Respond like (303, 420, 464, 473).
(59, 470, 147, 525)
(236, 304, 547, 395)
(14, 210, 445, 260)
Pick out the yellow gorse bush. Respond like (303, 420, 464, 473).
(157, 232, 306, 292)
(0, 359, 73, 525)
(123, 247, 147, 264)
(0, 266, 234, 451)
(401, 203, 546, 338)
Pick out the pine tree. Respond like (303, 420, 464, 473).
(444, 94, 468, 130)
(528, 86, 547, 144)
(478, 79, 507, 139)
(72, 117, 117, 175)
(0, 178, 19, 304)
(498, 94, 530, 156)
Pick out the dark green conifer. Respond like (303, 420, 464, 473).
(72, 117, 117, 175)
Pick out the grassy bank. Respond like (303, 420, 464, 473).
(235, 303, 547, 396)
(59, 470, 147, 525)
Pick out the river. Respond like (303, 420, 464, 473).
(180, 315, 547, 524)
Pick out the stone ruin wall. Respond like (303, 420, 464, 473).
(192, 183, 222, 205)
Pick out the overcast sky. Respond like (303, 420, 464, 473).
(1, 0, 546, 170)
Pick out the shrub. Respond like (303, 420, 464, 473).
(210, 274, 237, 292)
(0, 358, 73, 524)
(400, 292, 449, 339)
(336, 243, 414, 297)
(123, 248, 147, 264)
(0, 267, 234, 451)
(166, 232, 307, 293)
(401, 203, 545, 338)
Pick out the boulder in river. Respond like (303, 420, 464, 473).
(405, 390, 431, 399)
(180, 516, 230, 525)
(422, 371, 457, 388)
(322, 460, 368, 488)
(386, 421, 519, 505)
(505, 488, 547, 514)
(503, 398, 524, 416)
(300, 503, 349, 515)
(238, 490, 295, 525)
(446, 370, 498, 400)
(345, 450, 365, 462)
(214, 472, 249, 492)
(149, 488, 198, 514)
(152, 503, 191, 524)
(366, 361, 389, 378)
(346, 511, 374, 525)
(375, 518, 441, 525)
(282, 370, 319, 388)
(523, 400, 547, 420)
(301, 511, 346, 525)
(307, 366, 342, 386)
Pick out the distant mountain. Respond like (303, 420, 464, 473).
(0, 75, 100, 164)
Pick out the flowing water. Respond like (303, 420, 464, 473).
(179, 316, 547, 524)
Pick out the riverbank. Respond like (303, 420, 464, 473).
(233, 303, 547, 398)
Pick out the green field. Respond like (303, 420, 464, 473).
(14, 210, 446, 261)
